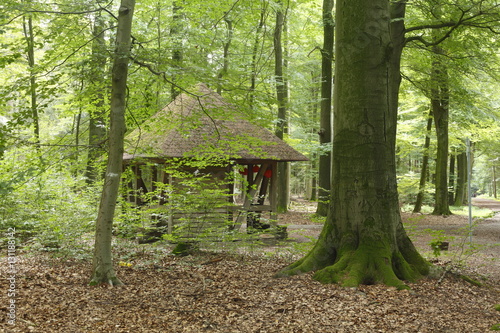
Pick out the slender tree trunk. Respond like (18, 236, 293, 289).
(217, 14, 233, 95)
(448, 151, 455, 205)
(310, 72, 320, 202)
(90, 0, 135, 286)
(454, 151, 467, 206)
(22, 16, 40, 148)
(249, 2, 267, 109)
(431, 44, 452, 215)
(170, 1, 183, 99)
(315, 0, 334, 217)
(274, 0, 289, 213)
(86, 12, 108, 183)
(277, 0, 428, 288)
(493, 164, 497, 199)
(413, 111, 433, 213)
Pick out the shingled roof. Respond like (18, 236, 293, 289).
(123, 84, 308, 163)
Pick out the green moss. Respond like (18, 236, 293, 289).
(276, 225, 428, 289)
(459, 275, 483, 287)
(495, 304, 500, 311)
(312, 238, 412, 289)
(276, 229, 337, 278)
(171, 242, 198, 256)
(490, 323, 500, 331)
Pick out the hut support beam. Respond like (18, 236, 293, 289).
(233, 163, 269, 231)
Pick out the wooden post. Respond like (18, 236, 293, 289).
(233, 163, 268, 230)
(270, 161, 278, 223)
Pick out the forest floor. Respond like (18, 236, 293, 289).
(1, 199, 499, 332)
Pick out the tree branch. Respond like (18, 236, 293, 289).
(404, 5, 500, 47)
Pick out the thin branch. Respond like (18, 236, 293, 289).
(129, 56, 222, 140)
(1, 1, 116, 26)
(404, 6, 500, 47)
(45, 25, 117, 76)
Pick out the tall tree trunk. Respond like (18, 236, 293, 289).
(493, 164, 497, 199)
(274, 0, 289, 213)
(85, 11, 108, 183)
(413, 111, 433, 213)
(22, 15, 40, 149)
(315, 0, 334, 217)
(277, 0, 428, 288)
(431, 44, 452, 215)
(90, 0, 135, 286)
(454, 151, 467, 206)
(249, 2, 267, 109)
(217, 14, 233, 95)
(448, 151, 455, 205)
(170, 1, 183, 99)
(309, 71, 320, 202)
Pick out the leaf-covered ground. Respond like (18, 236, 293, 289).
(1, 199, 499, 332)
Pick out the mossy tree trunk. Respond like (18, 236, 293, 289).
(90, 0, 135, 286)
(277, 0, 429, 288)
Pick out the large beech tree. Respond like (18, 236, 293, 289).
(90, 0, 135, 286)
(277, 0, 429, 288)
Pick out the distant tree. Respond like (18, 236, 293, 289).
(85, 8, 109, 183)
(22, 14, 40, 149)
(170, 1, 183, 99)
(454, 150, 468, 206)
(430, 41, 452, 215)
(413, 111, 433, 213)
(90, 0, 135, 286)
(315, 0, 334, 217)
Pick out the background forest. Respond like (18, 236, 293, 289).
(1, 0, 500, 253)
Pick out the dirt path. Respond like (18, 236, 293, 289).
(412, 198, 500, 247)
(472, 197, 500, 212)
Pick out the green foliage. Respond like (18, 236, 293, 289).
(397, 172, 434, 206)
(427, 229, 453, 258)
(450, 205, 495, 219)
(115, 158, 238, 245)
(0, 148, 97, 258)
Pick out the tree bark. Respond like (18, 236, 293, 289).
(315, 0, 334, 217)
(274, 0, 289, 213)
(90, 0, 135, 286)
(493, 164, 497, 199)
(22, 15, 40, 149)
(309, 71, 320, 201)
(454, 151, 467, 206)
(413, 111, 433, 213)
(277, 0, 428, 288)
(448, 151, 455, 206)
(170, 1, 183, 99)
(217, 14, 233, 95)
(431, 44, 452, 215)
(249, 2, 267, 110)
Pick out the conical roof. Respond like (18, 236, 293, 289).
(123, 84, 308, 163)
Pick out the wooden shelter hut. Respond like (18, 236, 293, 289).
(122, 83, 307, 240)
